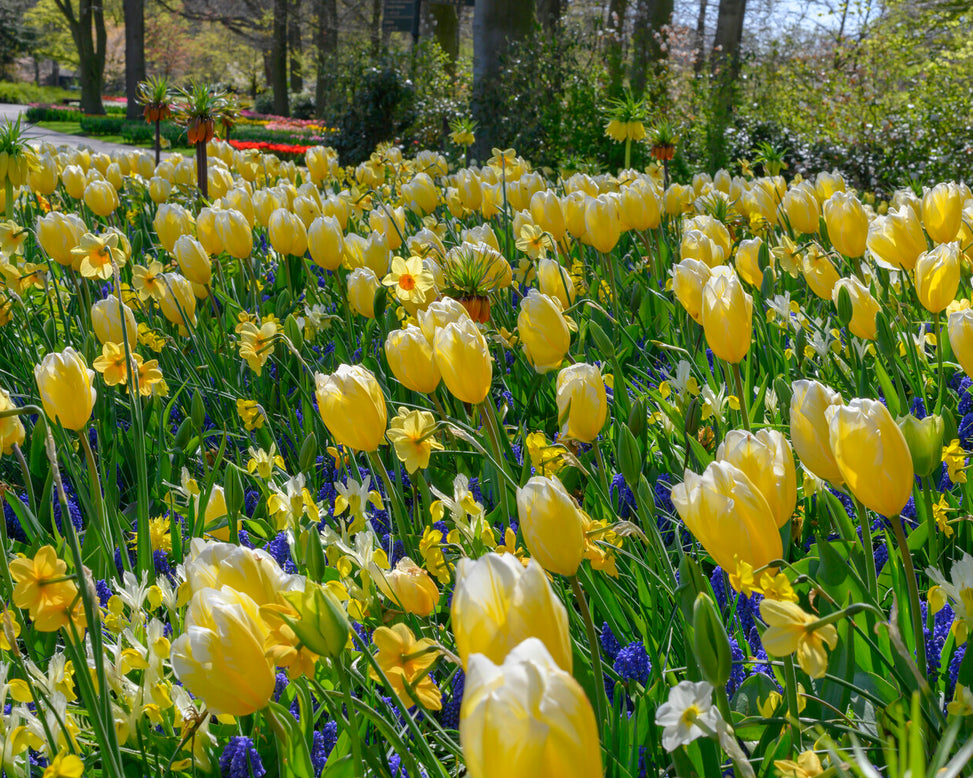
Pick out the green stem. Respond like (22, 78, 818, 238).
(334, 660, 364, 777)
(730, 361, 750, 432)
(591, 440, 613, 503)
(80, 427, 130, 573)
(852, 496, 878, 601)
(570, 575, 608, 736)
(367, 449, 414, 555)
(599, 250, 623, 327)
(782, 656, 803, 753)
(935, 310, 945, 414)
(479, 402, 512, 524)
(623, 138, 631, 171)
(11, 442, 35, 516)
(921, 476, 940, 570)
(890, 513, 929, 681)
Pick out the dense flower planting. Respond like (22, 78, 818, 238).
(0, 125, 971, 777)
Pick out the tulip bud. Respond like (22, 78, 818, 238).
(670, 460, 782, 572)
(158, 273, 198, 333)
(681, 229, 724, 268)
(83, 179, 120, 217)
(716, 429, 797, 529)
(562, 191, 588, 239)
(153, 203, 195, 254)
(280, 582, 351, 660)
(555, 363, 607, 443)
(672, 258, 711, 323)
(215, 209, 253, 259)
(173, 235, 212, 286)
(897, 413, 945, 478)
(385, 325, 441, 393)
(584, 195, 622, 253)
(451, 554, 572, 670)
(34, 347, 97, 432)
(735, 237, 764, 287)
(801, 246, 840, 300)
(372, 557, 440, 617)
(148, 176, 171, 204)
(347, 267, 380, 319)
(91, 294, 137, 345)
(61, 164, 86, 200)
(922, 182, 962, 244)
(825, 398, 914, 516)
(518, 290, 572, 374)
(269, 208, 308, 257)
(781, 184, 820, 235)
(36, 212, 86, 268)
(516, 475, 586, 577)
(0, 387, 26, 455)
(915, 242, 961, 314)
(460, 639, 602, 778)
(790, 379, 844, 485)
(619, 180, 661, 232)
(949, 309, 973, 378)
(433, 318, 492, 405)
(196, 207, 224, 255)
(701, 266, 753, 364)
(823, 191, 868, 258)
(867, 207, 926, 271)
(693, 593, 732, 688)
(314, 364, 387, 452)
(832, 276, 879, 340)
(529, 190, 567, 241)
(536, 257, 576, 308)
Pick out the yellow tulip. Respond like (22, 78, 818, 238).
(195, 207, 224, 256)
(173, 235, 212, 286)
(418, 297, 470, 343)
(252, 189, 283, 228)
(314, 364, 387, 452)
(308, 215, 345, 271)
(583, 195, 622, 253)
(664, 183, 693, 215)
(385, 325, 441, 393)
(823, 191, 868, 258)
(801, 246, 840, 300)
(555, 363, 607, 443)
(529, 190, 567, 241)
(292, 194, 321, 228)
(915, 242, 961, 313)
(91, 295, 137, 345)
(922, 182, 962, 244)
(154, 204, 194, 255)
(672, 258, 711, 324)
(433, 317, 492, 405)
(618, 180, 661, 232)
(516, 475, 586, 577)
(402, 172, 439, 215)
(685, 214, 732, 259)
(61, 164, 86, 199)
(170, 586, 275, 716)
(866, 207, 927, 270)
(372, 557, 440, 617)
(158, 273, 197, 333)
(305, 146, 338, 183)
(215, 209, 253, 259)
(83, 179, 119, 217)
(680, 229, 724, 268)
(780, 184, 820, 235)
(148, 176, 172, 204)
(536, 257, 576, 309)
(716, 429, 797, 529)
(369, 205, 407, 250)
(825, 398, 914, 517)
(27, 153, 57, 195)
(460, 638, 601, 778)
(182, 538, 303, 606)
(33, 348, 97, 432)
(518, 290, 572, 374)
(789, 379, 844, 485)
(948, 309, 973, 378)
(670, 460, 782, 572)
(268, 208, 308, 257)
(562, 191, 588, 239)
(832, 276, 879, 340)
(0, 387, 26, 455)
(36, 212, 86, 267)
(347, 267, 380, 319)
(701, 266, 752, 364)
(221, 187, 255, 227)
(734, 237, 764, 287)
(814, 170, 845, 203)
(451, 554, 572, 671)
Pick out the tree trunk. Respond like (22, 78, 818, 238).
(123, 0, 146, 120)
(272, 0, 289, 115)
(536, 0, 561, 34)
(420, 2, 459, 73)
(314, 0, 338, 118)
(66, 0, 106, 114)
(370, 0, 382, 57)
(289, 0, 303, 93)
(605, 0, 628, 97)
(693, 0, 708, 75)
(629, 0, 673, 98)
(472, 0, 537, 155)
(708, 0, 746, 170)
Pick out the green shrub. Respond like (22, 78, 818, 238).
(0, 81, 74, 105)
(332, 68, 416, 165)
(25, 105, 80, 122)
(79, 115, 127, 135)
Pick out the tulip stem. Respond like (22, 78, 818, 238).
(11, 442, 35, 516)
(921, 476, 940, 567)
(934, 311, 945, 413)
(479, 402, 512, 523)
(570, 575, 608, 736)
(890, 513, 929, 681)
(334, 659, 365, 777)
(367, 450, 414, 555)
(782, 656, 803, 753)
(730, 362, 750, 432)
(79, 428, 130, 573)
(852, 496, 878, 600)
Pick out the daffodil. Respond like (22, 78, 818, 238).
(382, 255, 435, 307)
(760, 599, 838, 679)
(385, 407, 443, 473)
(333, 476, 383, 536)
(236, 398, 265, 430)
(9, 546, 85, 632)
(132, 261, 167, 301)
(942, 439, 967, 484)
(370, 623, 442, 710)
(247, 444, 285, 479)
(93, 341, 135, 387)
(71, 231, 125, 280)
(238, 320, 278, 375)
(515, 223, 554, 259)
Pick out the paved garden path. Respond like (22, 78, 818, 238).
(0, 103, 135, 154)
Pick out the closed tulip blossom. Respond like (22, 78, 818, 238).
(673, 258, 712, 323)
(701, 266, 753, 364)
(433, 318, 492, 405)
(949, 308, 973, 378)
(372, 557, 440, 617)
(385, 325, 441, 393)
(34, 347, 97, 431)
(315, 364, 387, 452)
(922, 182, 963, 244)
(823, 191, 869, 258)
(516, 475, 586, 577)
(716, 429, 797, 529)
(915, 242, 961, 314)
(460, 638, 601, 778)
(790, 379, 844, 485)
(831, 276, 880, 340)
(555, 363, 608, 443)
(518, 289, 573, 374)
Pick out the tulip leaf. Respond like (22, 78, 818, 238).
(264, 701, 315, 777)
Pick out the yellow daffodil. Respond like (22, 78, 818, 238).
(385, 407, 443, 473)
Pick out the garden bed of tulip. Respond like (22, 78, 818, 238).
(0, 127, 972, 778)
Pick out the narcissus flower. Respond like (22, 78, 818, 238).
(71, 232, 126, 280)
(655, 681, 721, 752)
(370, 623, 442, 710)
(382, 255, 435, 307)
(386, 407, 443, 473)
(9, 545, 85, 632)
(759, 599, 838, 679)
(238, 320, 278, 376)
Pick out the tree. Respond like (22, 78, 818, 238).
(289, 0, 302, 92)
(629, 0, 673, 97)
(421, 2, 460, 73)
(53, 0, 108, 113)
(707, 0, 747, 169)
(124, 0, 146, 119)
(0, 0, 37, 79)
(605, 0, 629, 97)
(472, 0, 536, 154)
(314, 0, 337, 117)
(271, 0, 288, 114)
(536, 0, 561, 33)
